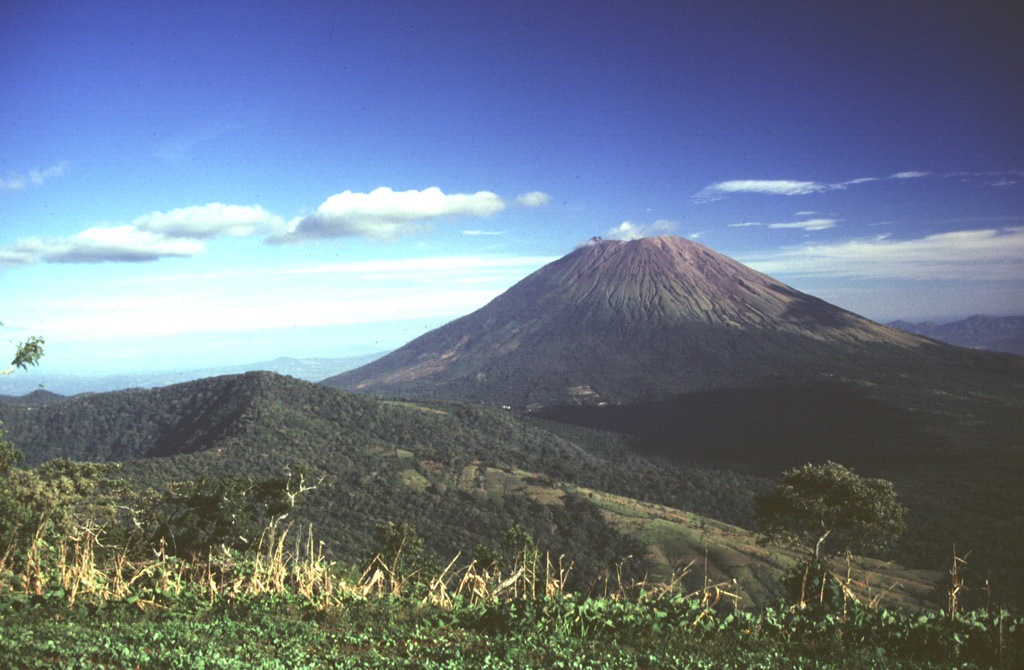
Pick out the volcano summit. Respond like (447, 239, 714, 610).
(325, 236, 1020, 409)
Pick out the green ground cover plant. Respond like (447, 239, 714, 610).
(1, 505, 1020, 669)
(2, 588, 1020, 669)
(1, 406, 1019, 668)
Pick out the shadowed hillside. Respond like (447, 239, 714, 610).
(0, 372, 770, 595)
(2, 371, 1016, 607)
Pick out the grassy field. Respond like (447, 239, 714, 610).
(3, 502, 1018, 669)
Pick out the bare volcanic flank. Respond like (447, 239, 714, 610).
(324, 236, 987, 407)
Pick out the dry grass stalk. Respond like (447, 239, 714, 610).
(23, 519, 50, 595)
(1, 517, 756, 616)
(948, 545, 969, 619)
(545, 554, 570, 597)
(0, 536, 17, 592)
(422, 552, 461, 607)
(59, 522, 105, 606)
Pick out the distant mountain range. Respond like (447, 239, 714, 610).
(889, 315, 1024, 356)
(0, 353, 385, 397)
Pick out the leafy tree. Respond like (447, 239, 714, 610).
(504, 523, 539, 573)
(755, 461, 906, 560)
(0, 422, 22, 476)
(0, 457, 132, 570)
(1, 321, 42, 469)
(145, 470, 315, 557)
(2, 321, 44, 376)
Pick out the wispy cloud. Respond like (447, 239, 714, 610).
(0, 161, 68, 190)
(729, 218, 837, 231)
(693, 179, 830, 203)
(516, 191, 551, 207)
(767, 218, 839, 231)
(268, 187, 505, 243)
(739, 226, 1024, 281)
(943, 171, 1024, 188)
(133, 203, 284, 239)
(605, 219, 677, 240)
(694, 172, 934, 203)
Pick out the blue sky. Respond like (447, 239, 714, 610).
(2, 1, 1022, 375)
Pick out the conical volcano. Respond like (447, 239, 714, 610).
(325, 236, 1013, 408)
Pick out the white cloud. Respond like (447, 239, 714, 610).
(739, 226, 1024, 281)
(767, 218, 839, 231)
(693, 172, 937, 203)
(133, 203, 284, 239)
(728, 218, 837, 231)
(794, 211, 817, 216)
(694, 179, 829, 203)
(605, 219, 677, 240)
(696, 170, 1007, 203)
(0, 161, 67, 190)
(0, 225, 205, 266)
(0, 178, 27, 190)
(269, 187, 505, 243)
(516, 191, 551, 207)
(1, 201, 288, 266)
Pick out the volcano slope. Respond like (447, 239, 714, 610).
(326, 235, 1024, 603)
(325, 236, 1022, 414)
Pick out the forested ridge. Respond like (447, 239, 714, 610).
(2, 370, 1022, 605)
(3, 372, 1021, 668)
(0, 372, 765, 589)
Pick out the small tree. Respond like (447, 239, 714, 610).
(146, 470, 316, 558)
(2, 321, 44, 376)
(0, 320, 45, 471)
(756, 461, 906, 560)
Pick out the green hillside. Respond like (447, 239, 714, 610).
(0, 371, 949, 608)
